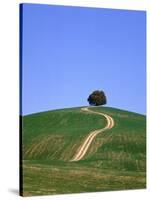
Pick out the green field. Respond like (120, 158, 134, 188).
(21, 106, 146, 196)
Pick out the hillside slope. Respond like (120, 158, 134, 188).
(21, 106, 146, 196)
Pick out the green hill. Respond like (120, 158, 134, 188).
(21, 106, 146, 196)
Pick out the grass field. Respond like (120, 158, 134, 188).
(21, 106, 146, 196)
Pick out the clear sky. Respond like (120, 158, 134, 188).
(21, 4, 146, 115)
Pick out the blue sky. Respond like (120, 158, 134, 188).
(21, 4, 146, 115)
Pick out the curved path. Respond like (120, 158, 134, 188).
(70, 107, 114, 162)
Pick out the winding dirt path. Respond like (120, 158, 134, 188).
(70, 107, 114, 162)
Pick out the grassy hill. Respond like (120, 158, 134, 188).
(21, 106, 146, 196)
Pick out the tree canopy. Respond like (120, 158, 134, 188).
(87, 90, 107, 106)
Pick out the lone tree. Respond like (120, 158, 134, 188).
(87, 90, 107, 106)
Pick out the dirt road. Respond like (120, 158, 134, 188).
(70, 107, 114, 162)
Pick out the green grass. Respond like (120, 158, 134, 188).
(21, 106, 146, 196)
